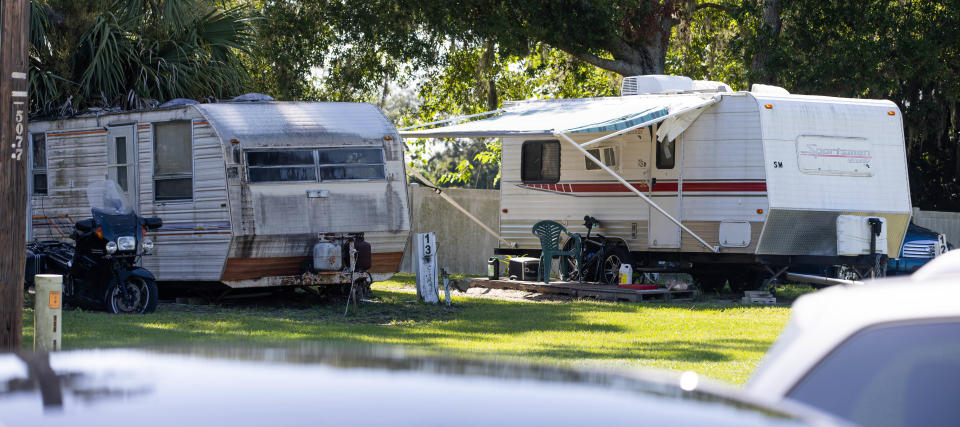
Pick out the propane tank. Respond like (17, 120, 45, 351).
(619, 263, 633, 285)
(354, 236, 372, 271)
(313, 241, 342, 271)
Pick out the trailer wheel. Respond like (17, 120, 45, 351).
(560, 239, 585, 281)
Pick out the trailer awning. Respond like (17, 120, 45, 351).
(400, 93, 719, 139)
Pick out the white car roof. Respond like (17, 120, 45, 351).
(747, 250, 960, 401)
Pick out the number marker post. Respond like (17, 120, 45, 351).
(414, 232, 439, 303)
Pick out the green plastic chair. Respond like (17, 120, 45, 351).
(532, 220, 582, 283)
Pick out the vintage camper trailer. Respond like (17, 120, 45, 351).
(27, 100, 411, 288)
(401, 76, 912, 290)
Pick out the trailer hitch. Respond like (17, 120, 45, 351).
(868, 217, 883, 256)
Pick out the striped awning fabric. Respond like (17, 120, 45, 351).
(400, 93, 718, 138)
(561, 106, 668, 134)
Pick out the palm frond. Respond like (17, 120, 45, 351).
(29, 0, 50, 49)
(76, 12, 133, 102)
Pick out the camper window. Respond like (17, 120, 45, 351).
(656, 138, 676, 169)
(317, 148, 385, 181)
(246, 148, 386, 183)
(154, 121, 193, 201)
(585, 147, 618, 170)
(247, 150, 318, 183)
(31, 133, 47, 195)
(521, 140, 560, 183)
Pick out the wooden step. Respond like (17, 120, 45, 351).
(469, 278, 699, 302)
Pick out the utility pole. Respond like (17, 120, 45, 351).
(0, 0, 30, 351)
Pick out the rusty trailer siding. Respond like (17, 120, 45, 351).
(29, 106, 233, 282)
(28, 102, 411, 288)
(137, 115, 232, 281)
(193, 102, 411, 287)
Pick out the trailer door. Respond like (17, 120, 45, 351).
(648, 131, 681, 248)
(106, 125, 137, 210)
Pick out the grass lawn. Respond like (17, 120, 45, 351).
(21, 274, 793, 385)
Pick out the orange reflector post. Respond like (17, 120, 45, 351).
(765, 104, 773, 109)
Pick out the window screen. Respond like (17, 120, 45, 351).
(154, 121, 193, 201)
(656, 138, 675, 169)
(585, 149, 602, 170)
(521, 140, 560, 183)
(603, 147, 617, 167)
(31, 133, 47, 195)
(246, 148, 385, 183)
(115, 137, 129, 192)
(317, 148, 385, 180)
(787, 320, 960, 427)
(585, 147, 618, 170)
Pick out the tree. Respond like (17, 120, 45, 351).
(403, 44, 621, 187)
(318, 0, 749, 77)
(666, 1, 749, 89)
(29, 0, 254, 115)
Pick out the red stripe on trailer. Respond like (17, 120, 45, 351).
(520, 181, 766, 193)
(683, 182, 767, 192)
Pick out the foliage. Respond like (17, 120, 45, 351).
(29, 0, 960, 207)
(312, 0, 722, 77)
(666, 2, 749, 90)
(410, 139, 502, 189)
(403, 44, 620, 187)
(21, 276, 791, 385)
(29, 0, 254, 116)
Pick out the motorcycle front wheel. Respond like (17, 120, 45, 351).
(104, 276, 159, 314)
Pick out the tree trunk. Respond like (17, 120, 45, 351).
(0, 0, 31, 351)
(486, 78, 498, 110)
(750, 0, 782, 84)
(562, 33, 668, 76)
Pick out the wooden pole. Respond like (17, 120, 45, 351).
(0, 0, 30, 351)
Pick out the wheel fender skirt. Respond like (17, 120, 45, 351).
(118, 267, 156, 282)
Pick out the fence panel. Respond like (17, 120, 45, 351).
(913, 208, 960, 246)
(400, 185, 500, 275)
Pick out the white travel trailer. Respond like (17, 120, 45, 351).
(27, 100, 411, 288)
(401, 76, 912, 290)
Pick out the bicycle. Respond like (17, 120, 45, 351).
(561, 216, 634, 285)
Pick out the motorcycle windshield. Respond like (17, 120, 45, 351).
(87, 180, 133, 216)
(88, 180, 139, 244)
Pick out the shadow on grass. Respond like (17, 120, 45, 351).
(523, 340, 754, 363)
(23, 287, 781, 370)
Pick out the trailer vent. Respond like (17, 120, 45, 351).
(620, 75, 693, 96)
(231, 93, 275, 102)
(621, 78, 639, 96)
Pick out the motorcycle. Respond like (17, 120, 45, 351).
(26, 181, 163, 314)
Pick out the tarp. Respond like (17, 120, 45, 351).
(400, 93, 719, 139)
(194, 102, 395, 147)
